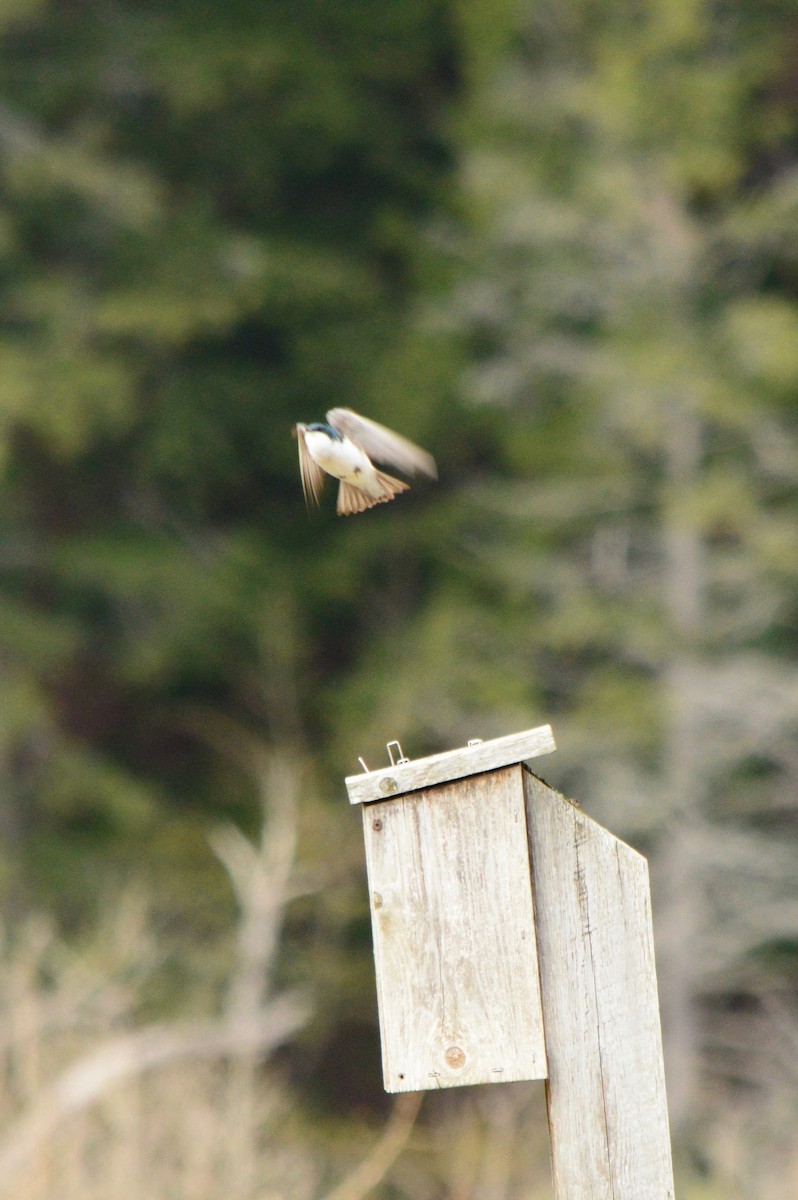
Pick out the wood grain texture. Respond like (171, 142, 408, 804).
(524, 771, 675, 1200)
(363, 765, 548, 1092)
(346, 724, 556, 805)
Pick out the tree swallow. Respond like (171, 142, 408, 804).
(294, 408, 437, 516)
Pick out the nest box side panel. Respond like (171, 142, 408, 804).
(363, 764, 548, 1092)
(524, 771, 675, 1200)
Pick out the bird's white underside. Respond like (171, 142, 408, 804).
(303, 431, 390, 500)
(296, 408, 436, 515)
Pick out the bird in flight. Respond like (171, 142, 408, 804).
(294, 408, 437, 516)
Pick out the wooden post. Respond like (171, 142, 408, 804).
(525, 771, 675, 1200)
(345, 727, 675, 1199)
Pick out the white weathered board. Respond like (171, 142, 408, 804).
(362, 765, 548, 1092)
(524, 771, 675, 1200)
(346, 724, 555, 806)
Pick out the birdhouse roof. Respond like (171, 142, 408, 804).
(345, 724, 555, 805)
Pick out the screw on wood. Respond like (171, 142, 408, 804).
(444, 1046, 466, 1069)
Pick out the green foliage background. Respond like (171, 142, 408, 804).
(1, 0, 798, 1194)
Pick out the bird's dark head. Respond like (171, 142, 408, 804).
(305, 422, 342, 440)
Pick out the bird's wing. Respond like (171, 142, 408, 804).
(296, 425, 326, 509)
(327, 408, 437, 479)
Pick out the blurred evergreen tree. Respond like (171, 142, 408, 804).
(0, 0, 472, 926)
(425, 0, 798, 1154)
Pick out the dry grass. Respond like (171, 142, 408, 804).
(3, 898, 798, 1200)
(2, 738, 797, 1200)
(0, 900, 316, 1200)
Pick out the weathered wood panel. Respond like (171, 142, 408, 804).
(346, 724, 555, 806)
(524, 771, 675, 1200)
(363, 765, 548, 1092)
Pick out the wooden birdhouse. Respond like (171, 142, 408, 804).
(345, 725, 675, 1200)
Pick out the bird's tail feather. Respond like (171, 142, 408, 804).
(337, 472, 409, 516)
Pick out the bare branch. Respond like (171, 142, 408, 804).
(0, 993, 311, 1186)
(210, 750, 303, 1022)
(318, 1092, 423, 1200)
